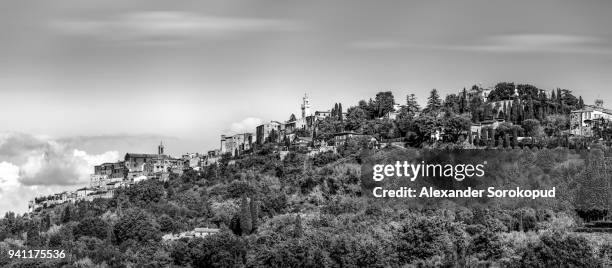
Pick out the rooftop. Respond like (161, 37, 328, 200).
(572, 105, 612, 115)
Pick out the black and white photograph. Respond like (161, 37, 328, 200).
(2, 0, 612, 267)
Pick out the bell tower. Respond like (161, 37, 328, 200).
(301, 93, 312, 118)
(158, 141, 164, 155)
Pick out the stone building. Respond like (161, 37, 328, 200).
(202, 150, 221, 166)
(182, 153, 202, 170)
(571, 102, 612, 137)
(221, 133, 254, 156)
(124, 142, 183, 180)
(256, 121, 282, 145)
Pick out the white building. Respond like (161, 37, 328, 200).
(570, 103, 612, 137)
(161, 228, 220, 241)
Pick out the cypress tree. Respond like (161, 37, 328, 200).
(460, 88, 467, 113)
(43, 214, 51, 230)
(294, 214, 303, 238)
(482, 128, 488, 144)
(334, 103, 339, 118)
(512, 128, 518, 148)
(239, 195, 252, 235)
(249, 199, 259, 232)
(504, 133, 510, 148)
(425, 89, 442, 114)
(61, 206, 71, 223)
(338, 103, 343, 121)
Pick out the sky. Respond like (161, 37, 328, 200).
(1, 0, 612, 214)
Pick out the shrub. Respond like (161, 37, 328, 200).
(395, 216, 469, 266)
(73, 217, 108, 240)
(520, 231, 601, 267)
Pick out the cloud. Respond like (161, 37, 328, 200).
(0, 161, 20, 194)
(0, 132, 173, 214)
(0, 132, 48, 159)
(349, 34, 612, 55)
(459, 34, 609, 54)
(18, 148, 119, 186)
(58, 134, 176, 150)
(0, 132, 120, 186)
(347, 41, 405, 50)
(52, 11, 300, 43)
(229, 117, 262, 134)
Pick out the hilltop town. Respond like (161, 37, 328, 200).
(27, 82, 610, 213)
(7, 82, 612, 267)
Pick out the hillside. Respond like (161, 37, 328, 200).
(2, 143, 612, 267)
(3, 82, 612, 267)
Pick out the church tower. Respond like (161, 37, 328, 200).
(158, 141, 164, 155)
(301, 93, 312, 118)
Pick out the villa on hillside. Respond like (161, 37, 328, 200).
(333, 131, 378, 147)
(570, 102, 612, 137)
(162, 228, 220, 241)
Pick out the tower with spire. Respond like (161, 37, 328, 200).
(301, 93, 312, 118)
(158, 141, 164, 155)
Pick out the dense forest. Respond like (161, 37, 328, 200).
(2, 83, 612, 267)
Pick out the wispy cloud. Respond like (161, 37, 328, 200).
(458, 34, 610, 54)
(52, 11, 301, 44)
(228, 117, 262, 134)
(347, 41, 406, 50)
(349, 34, 612, 55)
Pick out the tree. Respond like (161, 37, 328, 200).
(443, 94, 460, 114)
(338, 103, 343, 121)
(250, 199, 259, 232)
(423, 89, 442, 115)
(396, 108, 414, 136)
(521, 231, 600, 267)
(267, 129, 279, 143)
(372, 91, 395, 118)
(171, 232, 247, 268)
(124, 180, 165, 207)
(239, 195, 253, 235)
(114, 208, 161, 244)
(411, 115, 441, 145)
(406, 94, 421, 114)
(543, 115, 569, 136)
(576, 149, 609, 220)
(442, 114, 471, 142)
(61, 205, 73, 223)
(522, 119, 542, 138)
(345, 106, 368, 131)
(395, 216, 468, 265)
(289, 113, 297, 122)
(488, 82, 515, 101)
(578, 96, 585, 109)
(74, 217, 109, 240)
(459, 88, 468, 113)
(158, 214, 179, 234)
(42, 213, 51, 231)
(26, 224, 43, 247)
